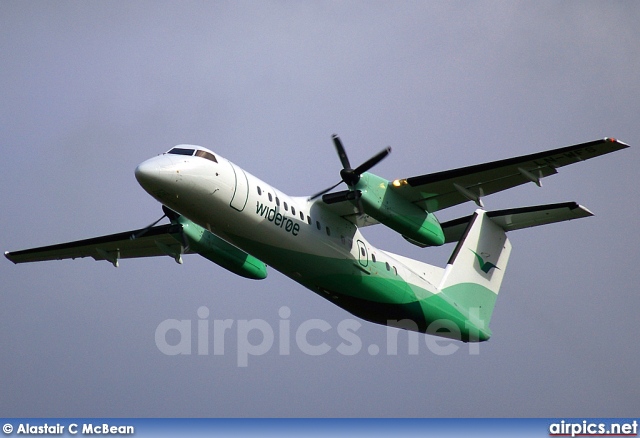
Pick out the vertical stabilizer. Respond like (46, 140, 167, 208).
(438, 210, 512, 336)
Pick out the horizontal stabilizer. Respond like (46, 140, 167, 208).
(441, 202, 593, 243)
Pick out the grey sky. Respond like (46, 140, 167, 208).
(1, 1, 639, 417)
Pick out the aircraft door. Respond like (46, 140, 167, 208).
(229, 161, 249, 212)
(356, 240, 368, 268)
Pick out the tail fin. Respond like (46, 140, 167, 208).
(438, 210, 512, 337)
(436, 203, 593, 340)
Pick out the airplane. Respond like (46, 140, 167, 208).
(5, 136, 629, 342)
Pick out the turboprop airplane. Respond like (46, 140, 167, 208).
(5, 136, 629, 341)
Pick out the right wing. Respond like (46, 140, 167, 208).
(5, 223, 188, 267)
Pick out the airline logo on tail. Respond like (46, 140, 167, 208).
(471, 250, 500, 274)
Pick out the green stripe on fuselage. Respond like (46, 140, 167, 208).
(227, 233, 491, 341)
(440, 282, 497, 331)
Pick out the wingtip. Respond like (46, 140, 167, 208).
(605, 137, 630, 148)
(577, 204, 595, 217)
(5, 251, 17, 264)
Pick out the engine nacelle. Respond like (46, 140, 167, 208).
(176, 216, 268, 280)
(357, 173, 445, 247)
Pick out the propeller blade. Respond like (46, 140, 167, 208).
(308, 180, 343, 201)
(323, 189, 365, 218)
(353, 146, 391, 175)
(332, 134, 351, 170)
(130, 214, 167, 240)
(322, 189, 359, 204)
(162, 205, 181, 221)
(160, 206, 190, 253)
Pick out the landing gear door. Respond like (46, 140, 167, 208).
(229, 161, 249, 212)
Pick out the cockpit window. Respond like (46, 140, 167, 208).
(194, 150, 218, 163)
(167, 147, 217, 163)
(168, 147, 195, 156)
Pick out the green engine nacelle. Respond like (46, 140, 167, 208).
(357, 173, 445, 247)
(176, 216, 268, 280)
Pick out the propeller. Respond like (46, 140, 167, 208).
(162, 205, 191, 253)
(309, 134, 391, 201)
(129, 213, 167, 240)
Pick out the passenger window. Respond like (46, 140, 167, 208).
(257, 186, 262, 196)
(300, 212, 305, 221)
(291, 206, 296, 216)
(326, 226, 330, 236)
(371, 253, 376, 263)
(316, 221, 321, 230)
(268, 193, 273, 202)
(276, 197, 280, 207)
(307, 215, 311, 224)
(284, 202, 288, 211)
(385, 262, 390, 271)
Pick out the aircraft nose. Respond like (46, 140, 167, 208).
(135, 155, 176, 196)
(134, 158, 159, 189)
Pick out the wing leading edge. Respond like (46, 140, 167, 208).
(391, 138, 629, 213)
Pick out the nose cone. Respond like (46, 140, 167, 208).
(135, 155, 177, 199)
(135, 158, 159, 192)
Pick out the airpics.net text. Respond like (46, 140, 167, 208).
(155, 306, 483, 367)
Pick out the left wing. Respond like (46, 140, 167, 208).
(390, 138, 628, 213)
(5, 224, 188, 267)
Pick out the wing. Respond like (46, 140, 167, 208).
(390, 138, 629, 213)
(5, 223, 188, 267)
